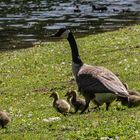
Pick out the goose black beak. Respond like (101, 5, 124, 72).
(50, 32, 61, 38)
(50, 28, 67, 38)
(50, 33, 57, 38)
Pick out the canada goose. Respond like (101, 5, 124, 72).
(51, 28, 129, 113)
(65, 90, 87, 113)
(50, 92, 70, 114)
(0, 111, 10, 128)
(122, 8, 130, 13)
(92, 4, 107, 11)
(113, 9, 119, 12)
(74, 5, 81, 13)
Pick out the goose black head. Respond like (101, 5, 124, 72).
(50, 28, 70, 39)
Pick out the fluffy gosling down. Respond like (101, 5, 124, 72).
(118, 94, 140, 108)
(123, 83, 140, 96)
(117, 83, 140, 107)
(0, 111, 10, 128)
(50, 92, 70, 114)
(65, 90, 86, 113)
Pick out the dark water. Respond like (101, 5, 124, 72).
(0, 0, 140, 50)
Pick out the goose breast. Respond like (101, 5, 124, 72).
(93, 93, 117, 105)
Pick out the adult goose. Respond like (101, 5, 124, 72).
(51, 28, 129, 113)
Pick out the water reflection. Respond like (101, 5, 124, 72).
(0, 0, 140, 50)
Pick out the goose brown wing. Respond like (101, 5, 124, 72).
(77, 65, 129, 97)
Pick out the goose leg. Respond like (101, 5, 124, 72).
(92, 100, 100, 110)
(127, 97, 132, 108)
(106, 102, 110, 111)
(1, 123, 4, 128)
(128, 102, 132, 108)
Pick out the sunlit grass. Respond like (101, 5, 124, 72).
(0, 25, 140, 139)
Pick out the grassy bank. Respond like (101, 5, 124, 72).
(0, 25, 140, 139)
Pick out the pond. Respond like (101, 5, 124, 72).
(0, 0, 140, 50)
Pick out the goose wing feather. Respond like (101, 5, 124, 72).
(77, 64, 129, 97)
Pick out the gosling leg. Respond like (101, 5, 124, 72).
(80, 98, 90, 114)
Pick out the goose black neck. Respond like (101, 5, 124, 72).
(67, 32, 83, 65)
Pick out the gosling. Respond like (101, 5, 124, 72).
(0, 111, 10, 128)
(118, 95, 140, 108)
(117, 83, 140, 107)
(123, 83, 139, 96)
(65, 90, 87, 113)
(50, 92, 70, 114)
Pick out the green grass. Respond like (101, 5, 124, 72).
(0, 25, 140, 139)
